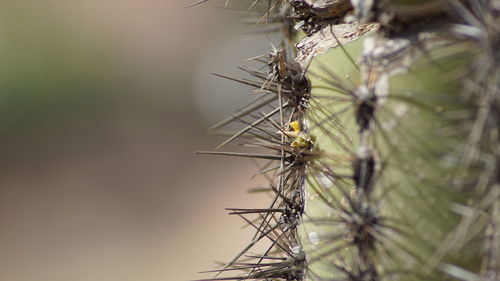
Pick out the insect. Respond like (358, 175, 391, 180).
(282, 121, 316, 150)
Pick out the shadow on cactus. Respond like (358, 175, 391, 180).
(194, 0, 499, 280)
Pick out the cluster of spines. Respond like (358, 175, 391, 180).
(194, 1, 500, 281)
(197, 2, 314, 280)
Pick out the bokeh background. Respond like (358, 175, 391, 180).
(0, 1, 276, 280)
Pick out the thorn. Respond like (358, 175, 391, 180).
(184, 0, 209, 9)
(196, 151, 282, 161)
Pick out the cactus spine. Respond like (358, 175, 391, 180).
(196, 1, 500, 280)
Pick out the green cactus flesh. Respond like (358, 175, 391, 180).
(301, 33, 486, 280)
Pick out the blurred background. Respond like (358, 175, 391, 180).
(0, 1, 276, 280)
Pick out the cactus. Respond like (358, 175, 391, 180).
(195, 1, 499, 281)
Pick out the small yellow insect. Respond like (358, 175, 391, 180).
(283, 121, 316, 150)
